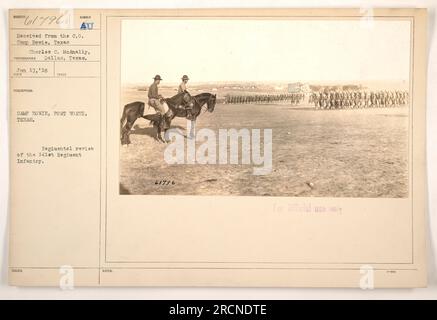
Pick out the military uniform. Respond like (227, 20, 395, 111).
(148, 75, 166, 114)
(178, 82, 187, 94)
(178, 75, 194, 119)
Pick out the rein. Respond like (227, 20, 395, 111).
(195, 95, 213, 114)
(197, 96, 209, 114)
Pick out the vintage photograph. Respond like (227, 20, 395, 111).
(7, 7, 429, 290)
(119, 18, 411, 197)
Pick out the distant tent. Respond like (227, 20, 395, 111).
(288, 82, 310, 93)
(342, 85, 362, 90)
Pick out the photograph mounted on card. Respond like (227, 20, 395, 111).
(8, 8, 427, 287)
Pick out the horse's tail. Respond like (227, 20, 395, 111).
(120, 104, 129, 132)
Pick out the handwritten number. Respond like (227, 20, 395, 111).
(155, 180, 176, 186)
(23, 14, 71, 27)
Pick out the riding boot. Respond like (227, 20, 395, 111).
(186, 107, 193, 120)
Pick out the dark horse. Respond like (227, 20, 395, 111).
(146, 92, 216, 142)
(120, 92, 192, 145)
(120, 92, 216, 144)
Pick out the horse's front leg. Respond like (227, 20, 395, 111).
(155, 126, 162, 142)
(187, 119, 196, 139)
(156, 122, 167, 143)
(162, 116, 173, 143)
(159, 129, 166, 143)
(163, 128, 171, 143)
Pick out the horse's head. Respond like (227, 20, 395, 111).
(206, 94, 217, 112)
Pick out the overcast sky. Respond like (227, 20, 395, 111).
(121, 19, 411, 85)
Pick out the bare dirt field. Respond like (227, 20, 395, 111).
(120, 88, 409, 198)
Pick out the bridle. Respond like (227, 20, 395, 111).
(204, 95, 216, 113)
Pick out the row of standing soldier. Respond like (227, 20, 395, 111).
(224, 90, 408, 109)
(309, 90, 409, 109)
(225, 93, 305, 104)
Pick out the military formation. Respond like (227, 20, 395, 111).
(225, 93, 305, 105)
(224, 89, 409, 110)
(309, 90, 409, 110)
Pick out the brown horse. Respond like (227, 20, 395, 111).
(120, 92, 193, 144)
(120, 92, 216, 144)
(145, 92, 217, 141)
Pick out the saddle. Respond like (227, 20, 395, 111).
(148, 98, 170, 116)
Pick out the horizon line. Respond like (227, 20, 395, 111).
(123, 79, 409, 86)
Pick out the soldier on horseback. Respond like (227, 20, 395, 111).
(178, 74, 189, 93)
(177, 75, 194, 120)
(147, 74, 166, 116)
